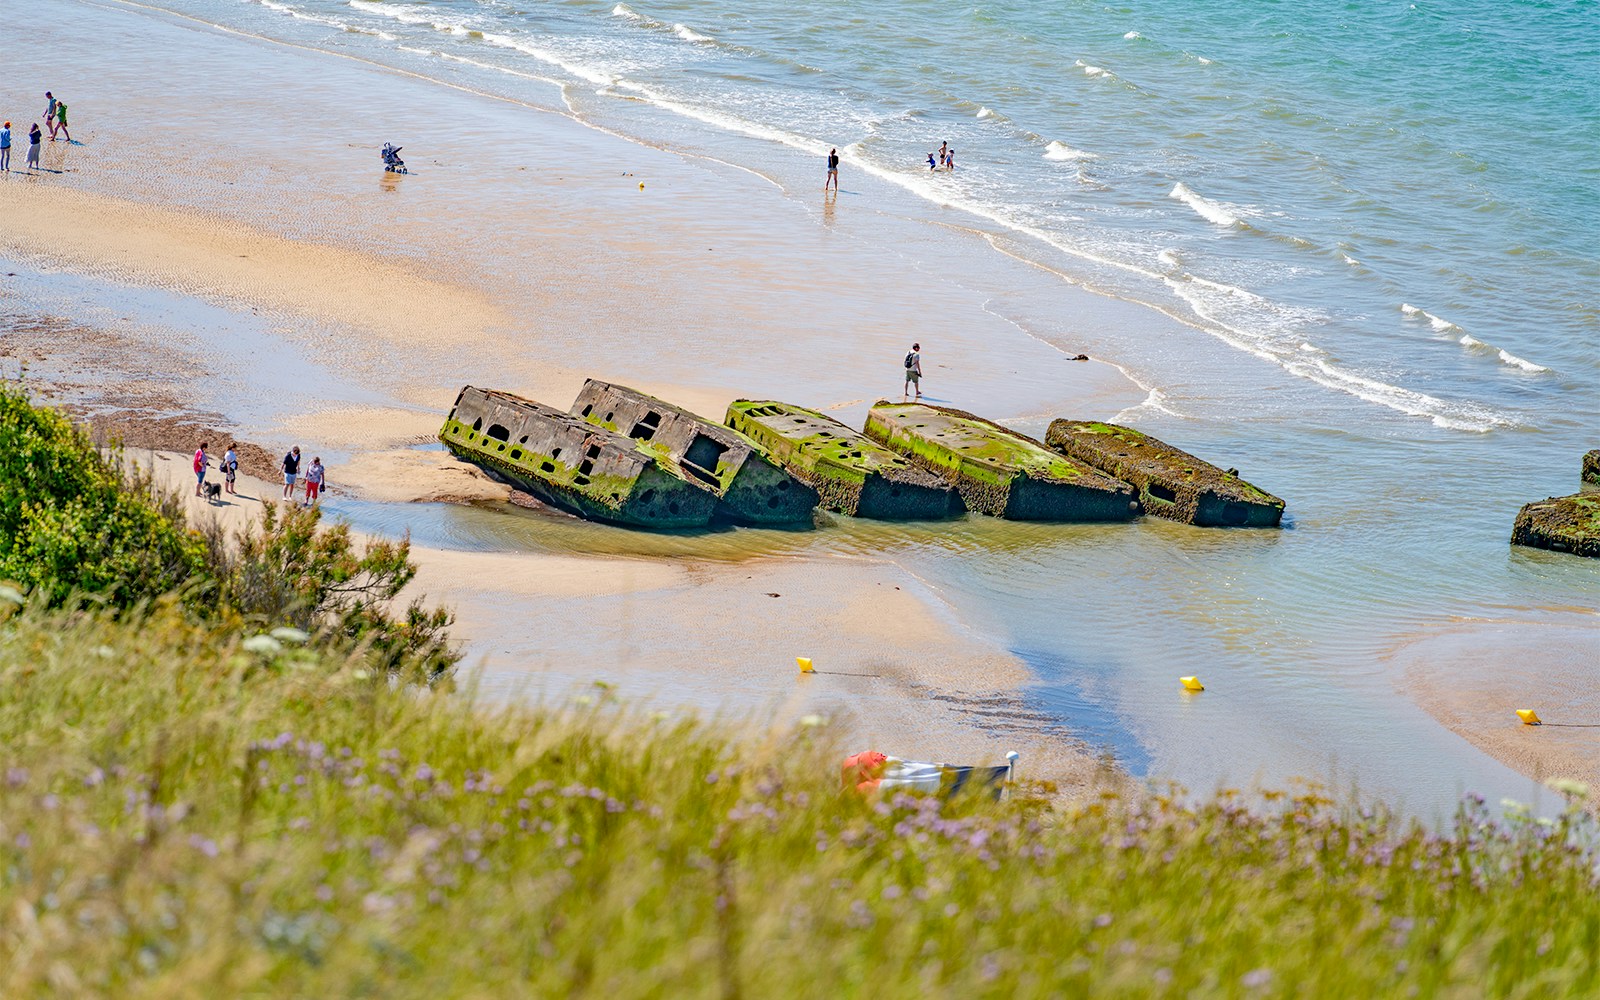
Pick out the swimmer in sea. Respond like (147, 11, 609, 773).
(927, 152, 937, 171)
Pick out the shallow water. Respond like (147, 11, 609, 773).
(13, 0, 1600, 810)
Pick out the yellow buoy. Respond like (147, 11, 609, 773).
(1516, 709, 1542, 726)
(1180, 676, 1204, 692)
(797, 657, 814, 674)
(639, 181, 645, 189)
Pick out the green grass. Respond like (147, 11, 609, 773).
(3, 598, 1600, 997)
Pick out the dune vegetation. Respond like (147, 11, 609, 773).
(3, 385, 1598, 998)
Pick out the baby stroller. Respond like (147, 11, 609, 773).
(381, 142, 407, 173)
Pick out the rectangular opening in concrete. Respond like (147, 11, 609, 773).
(578, 459, 595, 476)
(683, 434, 728, 485)
(487, 424, 509, 442)
(540, 461, 555, 473)
(630, 411, 663, 441)
(1148, 482, 1177, 504)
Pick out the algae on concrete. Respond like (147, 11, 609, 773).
(726, 400, 959, 520)
(1044, 420, 1284, 527)
(570, 380, 819, 525)
(864, 402, 1137, 521)
(1512, 493, 1600, 558)
(1584, 450, 1600, 487)
(440, 386, 717, 529)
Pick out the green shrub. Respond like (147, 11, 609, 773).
(0, 384, 207, 607)
(207, 501, 456, 679)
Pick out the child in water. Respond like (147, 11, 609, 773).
(927, 152, 937, 171)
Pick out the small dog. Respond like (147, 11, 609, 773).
(203, 481, 223, 502)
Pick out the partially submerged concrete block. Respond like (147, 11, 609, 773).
(1044, 420, 1284, 527)
(726, 400, 959, 520)
(1584, 450, 1600, 487)
(439, 386, 718, 529)
(864, 402, 1137, 521)
(1512, 494, 1600, 558)
(571, 380, 819, 525)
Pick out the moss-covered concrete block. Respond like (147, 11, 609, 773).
(439, 386, 717, 529)
(1583, 450, 1600, 487)
(1512, 494, 1600, 558)
(864, 403, 1138, 521)
(571, 380, 819, 525)
(726, 400, 959, 520)
(1045, 420, 1284, 527)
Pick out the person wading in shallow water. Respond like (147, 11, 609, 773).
(903, 342, 923, 401)
(824, 147, 839, 192)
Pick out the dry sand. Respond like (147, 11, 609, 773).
(140, 449, 1103, 787)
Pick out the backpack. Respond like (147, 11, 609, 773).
(904, 352, 916, 369)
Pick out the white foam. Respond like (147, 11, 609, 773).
(1169, 182, 1240, 227)
(672, 23, 713, 43)
(1123, 31, 1142, 40)
(1341, 252, 1362, 267)
(1043, 140, 1095, 161)
(1156, 249, 1181, 269)
(1076, 60, 1113, 78)
(1196, 56, 1213, 65)
(255, 0, 349, 29)
(611, 4, 641, 19)
(1400, 302, 1462, 333)
(1498, 350, 1549, 373)
(976, 106, 995, 119)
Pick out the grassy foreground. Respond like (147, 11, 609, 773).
(3, 597, 1600, 997)
(5, 388, 1600, 996)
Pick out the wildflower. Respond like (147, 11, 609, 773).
(0, 584, 25, 605)
(270, 626, 311, 644)
(1547, 778, 1590, 799)
(243, 634, 283, 655)
(1242, 968, 1272, 989)
(798, 714, 827, 728)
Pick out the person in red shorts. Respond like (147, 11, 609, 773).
(303, 456, 325, 507)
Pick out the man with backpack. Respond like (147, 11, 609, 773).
(903, 343, 922, 401)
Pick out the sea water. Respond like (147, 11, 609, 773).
(105, 0, 1598, 807)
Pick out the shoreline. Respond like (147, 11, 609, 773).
(3, 0, 1595, 810)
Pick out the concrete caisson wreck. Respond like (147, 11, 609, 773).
(726, 400, 959, 520)
(439, 386, 718, 529)
(1584, 450, 1600, 487)
(1511, 494, 1600, 558)
(863, 402, 1138, 521)
(1044, 420, 1284, 527)
(570, 380, 819, 525)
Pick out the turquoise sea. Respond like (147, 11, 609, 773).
(121, 0, 1598, 807)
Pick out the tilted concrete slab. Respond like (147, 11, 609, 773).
(439, 386, 718, 529)
(1512, 494, 1600, 558)
(570, 380, 819, 525)
(726, 400, 960, 520)
(1045, 420, 1284, 527)
(864, 402, 1138, 521)
(1584, 450, 1599, 487)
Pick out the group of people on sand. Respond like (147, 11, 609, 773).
(0, 91, 71, 173)
(192, 442, 327, 508)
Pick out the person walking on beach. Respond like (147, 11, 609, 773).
(223, 444, 239, 496)
(193, 441, 209, 497)
(54, 101, 69, 144)
(903, 342, 923, 401)
(281, 446, 301, 500)
(824, 147, 839, 192)
(26, 124, 41, 172)
(43, 93, 56, 140)
(303, 456, 325, 507)
(0, 123, 10, 173)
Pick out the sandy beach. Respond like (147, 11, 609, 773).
(4, 0, 1594, 809)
